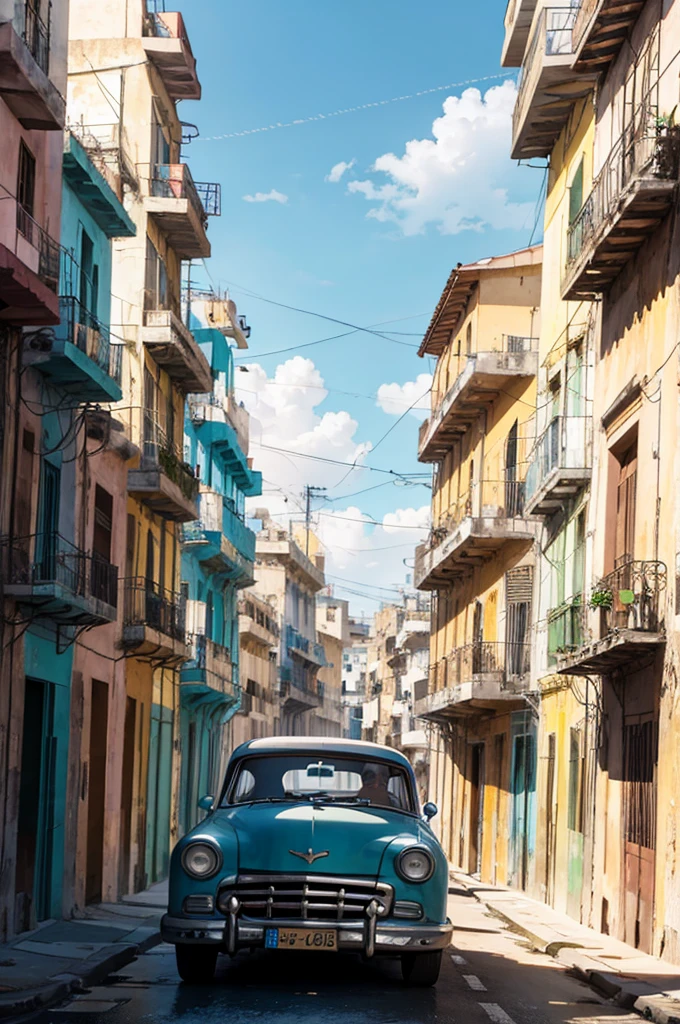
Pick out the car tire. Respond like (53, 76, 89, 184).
(401, 950, 443, 987)
(175, 943, 218, 984)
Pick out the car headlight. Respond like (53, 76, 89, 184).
(181, 841, 222, 879)
(395, 846, 435, 883)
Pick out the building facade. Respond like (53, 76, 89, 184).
(313, 595, 350, 737)
(66, 0, 217, 892)
(415, 247, 542, 885)
(233, 591, 280, 744)
(342, 618, 370, 739)
(251, 515, 327, 735)
(179, 298, 261, 834)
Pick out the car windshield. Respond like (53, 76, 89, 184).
(223, 754, 415, 813)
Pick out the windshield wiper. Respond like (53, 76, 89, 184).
(311, 796, 372, 807)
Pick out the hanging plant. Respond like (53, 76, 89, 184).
(589, 587, 613, 610)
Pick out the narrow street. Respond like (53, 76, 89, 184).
(26, 894, 639, 1024)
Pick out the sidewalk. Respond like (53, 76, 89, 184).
(451, 869, 680, 1023)
(0, 881, 165, 1020)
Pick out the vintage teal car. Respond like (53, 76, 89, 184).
(162, 738, 452, 987)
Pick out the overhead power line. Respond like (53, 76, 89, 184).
(198, 71, 516, 141)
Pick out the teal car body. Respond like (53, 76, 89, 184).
(162, 738, 452, 985)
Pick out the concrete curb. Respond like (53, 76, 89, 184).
(450, 871, 680, 1024)
(0, 931, 161, 1021)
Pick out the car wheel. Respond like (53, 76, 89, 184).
(401, 950, 443, 987)
(175, 943, 218, 984)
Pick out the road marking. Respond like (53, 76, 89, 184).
(463, 974, 487, 991)
(450, 953, 468, 965)
(479, 1004, 516, 1024)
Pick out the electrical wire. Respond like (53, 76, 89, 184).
(253, 442, 429, 479)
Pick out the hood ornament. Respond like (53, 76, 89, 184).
(289, 848, 329, 865)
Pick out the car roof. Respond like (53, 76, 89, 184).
(229, 736, 413, 769)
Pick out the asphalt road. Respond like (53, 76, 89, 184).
(26, 893, 640, 1024)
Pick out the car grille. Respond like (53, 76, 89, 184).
(220, 875, 393, 922)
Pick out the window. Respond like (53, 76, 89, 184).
(144, 237, 169, 311)
(79, 227, 98, 316)
(466, 322, 472, 355)
(93, 485, 113, 563)
(17, 142, 36, 239)
(327, 607, 336, 622)
(615, 442, 637, 567)
(568, 157, 584, 225)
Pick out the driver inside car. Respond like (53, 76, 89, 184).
(357, 763, 398, 807)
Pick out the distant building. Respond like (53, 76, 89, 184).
(342, 619, 370, 738)
(313, 595, 350, 737)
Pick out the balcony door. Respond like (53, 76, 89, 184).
(505, 420, 521, 517)
(37, 460, 60, 579)
(615, 443, 637, 568)
(623, 715, 657, 953)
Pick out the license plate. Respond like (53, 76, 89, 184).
(265, 928, 337, 951)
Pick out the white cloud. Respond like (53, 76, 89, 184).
(242, 189, 289, 204)
(347, 80, 533, 236)
(326, 159, 356, 183)
(376, 373, 433, 418)
(236, 358, 430, 611)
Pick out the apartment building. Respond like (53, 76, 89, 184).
(415, 246, 542, 886)
(313, 595, 350, 737)
(233, 591, 280, 744)
(179, 297, 261, 834)
(251, 515, 327, 735)
(66, 0, 217, 891)
(501, 0, 680, 958)
(342, 618, 370, 738)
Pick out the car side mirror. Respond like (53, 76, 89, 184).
(423, 802, 438, 821)
(198, 795, 214, 812)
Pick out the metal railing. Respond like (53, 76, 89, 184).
(566, 98, 680, 272)
(14, 200, 60, 292)
(186, 633, 231, 669)
(0, 533, 118, 607)
(280, 662, 320, 696)
(115, 407, 198, 503)
(286, 624, 326, 665)
(19, 0, 50, 75)
(429, 640, 531, 690)
(593, 560, 666, 635)
(122, 577, 186, 642)
(144, 164, 221, 221)
(524, 414, 592, 505)
(430, 477, 527, 545)
(572, 0, 600, 51)
(57, 296, 122, 385)
(429, 333, 538, 417)
(514, 6, 577, 139)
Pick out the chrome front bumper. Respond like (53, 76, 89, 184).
(161, 913, 452, 957)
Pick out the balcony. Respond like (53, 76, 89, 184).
(280, 663, 321, 715)
(562, 104, 680, 300)
(415, 479, 539, 590)
(142, 8, 201, 101)
(501, 0, 539, 67)
(66, 122, 138, 197)
(419, 336, 538, 462)
(0, 533, 118, 626)
(555, 561, 666, 676)
(23, 296, 123, 402)
(181, 489, 256, 586)
(524, 415, 592, 515)
(141, 307, 212, 393)
(572, 0, 646, 73)
(181, 635, 239, 718)
(121, 577, 187, 660)
(257, 534, 326, 593)
(0, 2, 64, 129)
(415, 641, 531, 720)
(0, 199, 60, 325)
(62, 131, 136, 239)
(187, 396, 261, 496)
(118, 408, 199, 522)
(239, 598, 279, 647)
(286, 624, 327, 667)
(189, 389, 250, 464)
(141, 164, 218, 260)
(512, 6, 597, 160)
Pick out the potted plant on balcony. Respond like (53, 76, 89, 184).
(654, 108, 680, 179)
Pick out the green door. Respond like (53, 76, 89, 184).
(145, 705, 173, 883)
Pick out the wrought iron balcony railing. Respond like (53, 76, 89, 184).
(122, 577, 186, 642)
(19, 0, 50, 75)
(146, 164, 221, 221)
(594, 560, 666, 635)
(14, 200, 60, 292)
(186, 633, 231, 669)
(524, 414, 592, 507)
(286, 624, 326, 665)
(566, 99, 680, 273)
(57, 296, 122, 385)
(0, 533, 118, 608)
(115, 407, 199, 504)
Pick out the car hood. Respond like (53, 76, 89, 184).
(214, 803, 423, 877)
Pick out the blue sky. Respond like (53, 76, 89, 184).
(176, 0, 543, 614)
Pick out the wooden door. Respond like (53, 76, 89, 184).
(623, 716, 657, 952)
(615, 444, 637, 568)
(545, 733, 557, 905)
(468, 743, 485, 876)
(86, 680, 109, 904)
